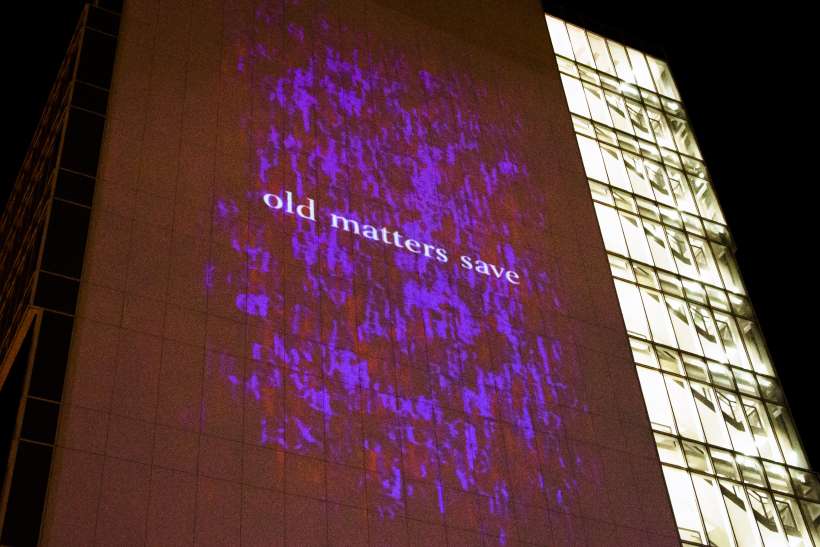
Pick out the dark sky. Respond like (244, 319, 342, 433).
(2, 3, 816, 467)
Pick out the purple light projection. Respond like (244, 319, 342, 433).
(204, 2, 593, 543)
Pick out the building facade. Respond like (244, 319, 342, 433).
(0, 1, 815, 546)
(545, 14, 819, 546)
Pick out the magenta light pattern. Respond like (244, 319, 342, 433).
(203, 2, 592, 543)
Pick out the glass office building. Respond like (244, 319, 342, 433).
(546, 14, 820, 546)
(0, 1, 816, 545)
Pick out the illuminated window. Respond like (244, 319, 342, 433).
(546, 13, 819, 546)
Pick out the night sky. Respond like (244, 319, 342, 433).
(2, 2, 816, 467)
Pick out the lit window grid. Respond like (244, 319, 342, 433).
(545, 16, 681, 101)
(613, 272, 774, 380)
(570, 108, 711, 184)
(660, 464, 820, 546)
(560, 68, 703, 162)
(628, 337, 782, 403)
(546, 14, 820, 547)
(547, 26, 726, 226)
(598, 161, 819, 545)
(632, 341, 806, 468)
(572, 114, 721, 228)
(545, 15, 700, 158)
(618, 282, 807, 471)
(607, 253, 753, 321)
(593, 196, 746, 297)
(588, 178, 731, 249)
(570, 99, 725, 226)
(595, 205, 767, 371)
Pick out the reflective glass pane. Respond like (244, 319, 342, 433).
(767, 405, 808, 468)
(716, 390, 757, 456)
(666, 227, 699, 280)
(645, 159, 676, 206)
(560, 74, 590, 117)
(692, 474, 737, 547)
(556, 55, 578, 76)
(627, 47, 655, 91)
(620, 211, 653, 264)
(742, 396, 783, 463)
(626, 99, 653, 141)
(609, 253, 634, 281)
(763, 463, 793, 495)
(545, 15, 574, 59)
(587, 32, 615, 75)
(737, 319, 774, 376)
(623, 152, 655, 198)
(712, 448, 741, 480)
(790, 469, 820, 502)
(604, 90, 634, 133)
(643, 220, 677, 272)
(715, 312, 751, 370)
(690, 176, 726, 224)
(664, 375, 706, 442)
(615, 279, 651, 339)
(669, 115, 703, 158)
(647, 107, 675, 149)
(690, 235, 722, 287)
(683, 441, 713, 473)
(737, 455, 767, 488)
(583, 82, 613, 125)
(708, 362, 736, 391)
(720, 480, 764, 547)
(637, 367, 676, 434)
(799, 501, 820, 545)
(600, 143, 632, 191)
(757, 376, 784, 404)
(630, 337, 658, 368)
(682, 354, 709, 382)
(589, 179, 612, 204)
(663, 465, 707, 543)
(647, 55, 681, 100)
(594, 203, 628, 256)
(746, 488, 790, 546)
(566, 24, 595, 67)
(691, 383, 733, 449)
(668, 167, 699, 214)
(656, 432, 686, 466)
(608, 41, 635, 83)
(773, 495, 813, 546)
(690, 303, 726, 362)
(641, 288, 678, 346)
(666, 296, 703, 355)
(577, 135, 608, 181)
